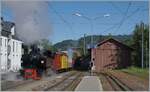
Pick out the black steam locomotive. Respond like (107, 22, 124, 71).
(21, 45, 52, 80)
(73, 55, 91, 71)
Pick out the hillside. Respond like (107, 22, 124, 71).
(54, 35, 132, 51)
(54, 40, 78, 51)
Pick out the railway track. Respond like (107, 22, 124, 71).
(3, 71, 75, 91)
(30, 71, 82, 91)
(63, 72, 83, 91)
(98, 72, 133, 91)
(45, 72, 83, 91)
(2, 79, 35, 91)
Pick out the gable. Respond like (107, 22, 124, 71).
(96, 38, 133, 50)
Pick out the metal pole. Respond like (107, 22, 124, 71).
(141, 22, 144, 69)
(90, 20, 93, 76)
(84, 34, 86, 55)
(90, 20, 94, 47)
(145, 41, 147, 68)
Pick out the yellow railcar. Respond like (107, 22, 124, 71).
(61, 54, 68, 69)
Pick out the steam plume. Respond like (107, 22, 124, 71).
(2, 0, 52, 44)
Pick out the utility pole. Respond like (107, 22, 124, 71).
(145, 41, 148, 68)
(90, 20, 94, 48)
(83, 34, 86, 55)
(141, 22, 144, 69)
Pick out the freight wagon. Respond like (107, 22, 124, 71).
(52, 52, 71, 72)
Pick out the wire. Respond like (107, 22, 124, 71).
(126, 7, 140, 19)
(101, 24, 118, 34)
(112, 2, 132, 34)
(110, 2, 125, 15)
(47, 2, 72, 30)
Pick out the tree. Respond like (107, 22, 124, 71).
(37, 39, 58, 52)
(131, 22, 149, 68)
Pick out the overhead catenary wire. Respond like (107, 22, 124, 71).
(112, 2, 132, 34)
(110, 4, 147, 34)
(101, 24, 119, 34)
(47, 2, 72, 30)
(112, 4, 147, 34)
(126, 7, 140, 18)
(46, 1, 147, 38)
(110, 2, 126, 15)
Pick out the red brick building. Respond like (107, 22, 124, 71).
(92, 38, 132, 72)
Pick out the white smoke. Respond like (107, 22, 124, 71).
(2, 0, 52, 44)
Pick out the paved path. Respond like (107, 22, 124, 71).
(75, 76, 103, 91)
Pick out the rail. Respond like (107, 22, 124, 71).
(2, 80, 35, 91)
(98, 72, 133, 91)
(45, 72, 83, 91)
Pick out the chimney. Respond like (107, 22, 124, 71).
(0, 17, 3, 35)
(1, 17, 4, 22)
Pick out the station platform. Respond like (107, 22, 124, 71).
(75, 76, 103, 91)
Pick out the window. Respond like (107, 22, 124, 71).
(13, 41, 15, 52)
(16, 42, 18, 52)
(0, 38, 1, 46)
(5, 39, 7, 47)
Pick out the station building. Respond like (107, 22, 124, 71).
(92, 38, 132, 72)
(0, 17, 23, 73)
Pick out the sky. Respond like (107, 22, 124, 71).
(1, 1, 149, 44)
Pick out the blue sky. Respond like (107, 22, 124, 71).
(1, 1, 149, 44)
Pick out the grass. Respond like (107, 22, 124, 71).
(119, 66, 149, 79)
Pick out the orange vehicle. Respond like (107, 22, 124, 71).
(52, 52, 69, 72)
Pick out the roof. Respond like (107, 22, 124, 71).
(96, 38, 133, 50)
(1, 20, 14, 37)
(55, 51, 68, 56)
(1, 21, 15, 32)
(1, 19, 21, 41)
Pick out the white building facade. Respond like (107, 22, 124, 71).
(0, 18, 23, 73)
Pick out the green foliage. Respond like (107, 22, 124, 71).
(37, 39, 58, 52)
(54, 40, 78, 51)
(108, 33, 112, 38)
(120, 66, 149, 79)
(53, 35, 132, 56)
(131, 22, 149, 68)
(78, 35, 132, 56)
(32, 23, 149, 70)
(40, 39, 52, 50)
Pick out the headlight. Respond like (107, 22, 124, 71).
(41, 60, 44, 64)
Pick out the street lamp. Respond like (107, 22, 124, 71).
(73, 12, 110, 75)
(104, 13, 110, 17)
(74, 13, 82, 17)
(73, 12, 110, 48)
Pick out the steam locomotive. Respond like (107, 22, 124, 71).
(73, 49, 92, 71)
(21, 45, 53, 80)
